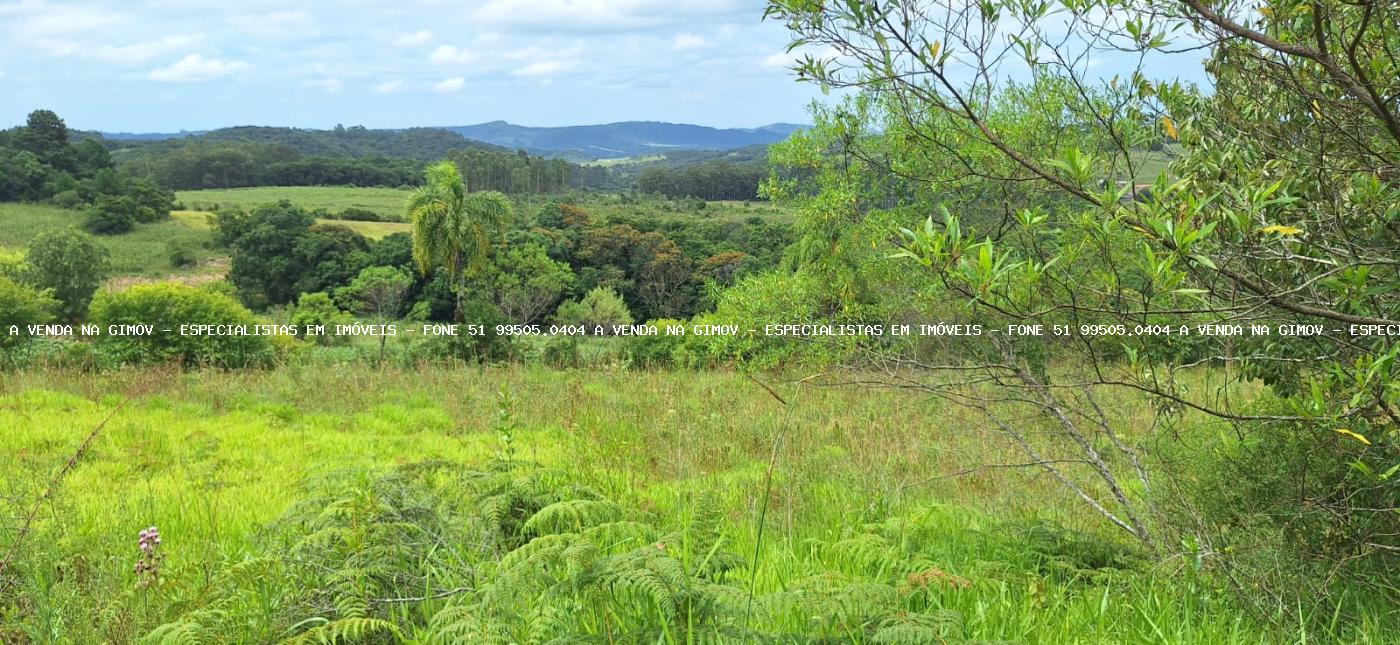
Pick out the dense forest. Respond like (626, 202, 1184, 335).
(81, 125, 772, 199)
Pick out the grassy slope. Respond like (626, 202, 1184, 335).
(175, 207, 409, 241)
(0, 365, 1277, 642)
(176, 186, 413, 219)
(0, 203, 220, 278)
(177, 186, 797, 227)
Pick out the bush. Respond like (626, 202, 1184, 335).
(1173, 410, 1400, 613)
(621, 318, 686, 367)
(167, 241, 197, 268)
(0, 276, 58, 351)
(290, 292, 352, 346)
(50, 189, 84, 209)
(88, 283, 279, 368)
(24, 228, 108, 321)
(84, 199, 137, 235)
(541, 334, 581, 368)
(413, 297, 511, 363)
(336, 207, 385, 222)
(553, 286, 632, 333)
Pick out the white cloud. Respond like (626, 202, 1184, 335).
(93, 35, 202, 64)
(433, 76, 464, 92)
(4, 0, 119, 37)
(394, 30, 433, 47)
(429, 45, 474, 65)
(373, 80, 404, 94)
(515, 60, 576, 77)
(671, 34, 706, 51)
(148, 54, 247, 81)
(473, 0, 748, 33)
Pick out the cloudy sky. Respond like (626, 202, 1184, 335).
(0, 0, 831, 132)
(0, 0, 1211, 133)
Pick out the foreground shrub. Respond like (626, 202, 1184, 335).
(146, 462, 994, 643)
(0, 276, 58, 351)
(88, 283, 279, 367)
(553, 286, 632, 332)
(289, 292, 352, 346)
(412, 297, 511, 363)
(622, 318, 686, 367)
(1171, 407, 1400, 620)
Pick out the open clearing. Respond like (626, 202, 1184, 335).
(0, 365, 1263, 642)
(176, 186, 414, 219)
(0, 203, 220, 277)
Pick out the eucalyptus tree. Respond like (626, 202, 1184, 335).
(407, 161, 513, 316)
(763, 0, 1400, 615)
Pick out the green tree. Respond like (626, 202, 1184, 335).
(337, 266, 412, 358)
(84, 196, 139, 235)
(18, 109, 71, 170)
(219, 200, 359, 307)
(554, 286, 633, 332)
(23, 228, 108, 321)
(484, 243, 574, 324)
(407, 161, 512, 316)
(765, 0, 1400, 615)
(290, 292, 352, 346)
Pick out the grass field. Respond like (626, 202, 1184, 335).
(0, 364, 1319, 642)
(176, 186, 414, 219)
(0, 203, 221, 279)
(178, 186, 796, 227)
(174, 207, 409, 240)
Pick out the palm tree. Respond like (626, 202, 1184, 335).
(407, 161, 513, 316)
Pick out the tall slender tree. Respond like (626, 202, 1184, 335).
(407, 161, 512, 316)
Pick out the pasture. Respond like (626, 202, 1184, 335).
(0, 364, 1298, 643)
(176, 186, 414, 220)
(0, 203, 220, 279)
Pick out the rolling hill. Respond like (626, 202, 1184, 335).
(443, 121, 803, 160)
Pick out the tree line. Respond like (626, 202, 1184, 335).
(637, 160, 768, 201)
(0, 110, 175, 235)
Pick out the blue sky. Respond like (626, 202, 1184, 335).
(0, 0, 1211, 133)
(0, 0, 830, 132)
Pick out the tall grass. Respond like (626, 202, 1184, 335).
(0, 365, 1386, 642)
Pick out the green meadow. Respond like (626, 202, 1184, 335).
(0, 203, 221, 280)
(176, 186, 415, 220)
(0, 364, 1333, 643)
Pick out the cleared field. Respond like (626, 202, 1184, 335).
(173, 208, 408, 240)
(315, 218, 410, 239)
(0, 203, 220, 278)
(176, 186, 413, 219)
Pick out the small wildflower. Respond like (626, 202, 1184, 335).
(134, 525, 164, 588)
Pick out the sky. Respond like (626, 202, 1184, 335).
(0, 0, 1211, 133)
(0, 0, 830, 132)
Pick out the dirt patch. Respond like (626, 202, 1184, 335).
(104, 256, 231, 292)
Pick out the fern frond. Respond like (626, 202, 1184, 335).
(523, 499, 624, 536)
(280, 616, 402, 644)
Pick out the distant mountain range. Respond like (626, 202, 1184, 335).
(100, 121, 805, 161)
(440, 121, 805, 160)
